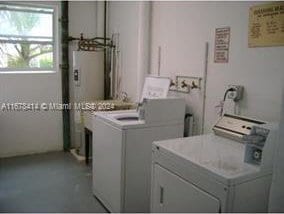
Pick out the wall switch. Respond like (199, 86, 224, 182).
(228, 85, 244, 101)
(176, 76, 202, 93)
(74, 68, 81, 87)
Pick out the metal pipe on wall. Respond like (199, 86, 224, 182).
(96, 1, 110, 99)
(104, 0, 110, 99)
(61, 1, 71, 151)
(201, 42, 209, 134)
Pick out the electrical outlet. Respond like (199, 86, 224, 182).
(176, 76, 202, 93)
(227, 85, 244, 101)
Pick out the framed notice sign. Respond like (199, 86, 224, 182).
(249, 2, 284, 47)
(214, 27, 231, 63)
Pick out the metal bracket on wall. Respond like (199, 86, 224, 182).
(68, 33, 115, 51)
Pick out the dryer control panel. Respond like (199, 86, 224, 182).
(243, 126, 270, 165)
(213, 114, 266, 142)
(213, 114, 278, 167)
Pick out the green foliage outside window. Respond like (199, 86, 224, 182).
(0, 4, 54, 70)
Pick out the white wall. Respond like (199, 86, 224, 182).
(68, 1, 97, 147)
(69, 1, 97, 39)
(0, 2, 62, 157)
(0, 1, 99, 156)
(150, 1, 284, 134)
(269, 84, 284, 212)
(108, 1, 151, 102)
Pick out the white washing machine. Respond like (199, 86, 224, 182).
(151, 114, 278, 213)
(92, 98, 185, 213)
(92, 76, 186, 212)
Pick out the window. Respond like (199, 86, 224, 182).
(0, 3, 56, 72)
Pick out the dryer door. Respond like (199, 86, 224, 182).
(151, 164, 220, 213)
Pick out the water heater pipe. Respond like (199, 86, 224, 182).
(61, 1, 71, 151)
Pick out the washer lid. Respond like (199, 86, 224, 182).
(153, 134, 264, 185)
(94, 110, 146, 129)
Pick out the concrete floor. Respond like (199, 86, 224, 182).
(0, 151, 107, 213)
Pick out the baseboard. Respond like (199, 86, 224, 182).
(0, 147, 63, 158)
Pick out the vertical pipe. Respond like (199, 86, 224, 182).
(104, 0, 110, 99)
(110, 45, 115, 98)
(61, 1, 71, 151)
(201, 42, 209, 134)
(157, 46, 161, 76)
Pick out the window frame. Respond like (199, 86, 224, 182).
(0, 2, 59, 73)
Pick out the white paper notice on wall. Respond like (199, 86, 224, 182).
(214, 27, 231, 63)
(140, 76, 170, 102)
